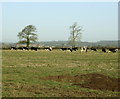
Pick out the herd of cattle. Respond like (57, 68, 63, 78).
(10, 46, 119, 53)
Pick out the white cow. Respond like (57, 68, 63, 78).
(81, 46, 87, 52)
(45, 47, 52, 51)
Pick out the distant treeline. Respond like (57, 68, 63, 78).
(39, 40, 119, 47)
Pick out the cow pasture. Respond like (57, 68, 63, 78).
(2, 49, 120, 97)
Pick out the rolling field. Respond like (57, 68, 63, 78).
(2, 49, 120, 97)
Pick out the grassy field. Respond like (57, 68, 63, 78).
(2, 49, 120, 97)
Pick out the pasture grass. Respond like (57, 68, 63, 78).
(2, 49, 119, 97)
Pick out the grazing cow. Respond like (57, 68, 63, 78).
(31, 47, 37, 51)
(61, 47, 78, 52)
(17, 47, 24, 50)
(60, 48, 71, 52)
(91, 47, 97, 51)
(60, 48, 68, 51)
(67, 48, 73, 52)
(102, 48, 106, 53)
(72, 47, 78, 51)
(81, 46, 87, 52)
(108, 48, 117, 53)
(45, 47, 52, 51)
(23, 47, 29, 50)
(11, 47, 17, 50)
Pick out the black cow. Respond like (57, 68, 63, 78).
(72, 47, 78, 51)
(31, 47, 37, 51)
(60, 48, 72, 52)
(60, 48, 68, 51)
(61, 47, 78, 52)
(17, 47, 24, 50)
(108, 48, 117, 53)
(91, 47, 97, 51)
(102, 48, 106, 53)
(11, 47, 17, 50)
(23, 47, 29, 50)
(67, 48, 73, 52)
(45, 47, 52, 51)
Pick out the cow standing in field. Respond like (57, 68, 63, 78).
(11, 47, 17, 50)
(60, 48, 68, 51)
(23, 47, 29, 50)
(67, 48, 73, 52)
(102, 48, 106, 53)
(108, 48, 117, 53)
(69, 47, 78, 52)
(17, 47, 24, 50)
(31, 47, 37, 51)
(60, 47, 78, 52)
(91, 47, 97, 51)
(81, 46, 87, 52)
(45, 47, 52, 51)
(72, 47, 78, 51)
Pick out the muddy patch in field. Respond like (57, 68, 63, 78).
(41, 73, 120, 92)
(3, 82, 104, 97)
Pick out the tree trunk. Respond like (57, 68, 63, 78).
(72, 30, 75, 48)
(26, 37, 29, 48)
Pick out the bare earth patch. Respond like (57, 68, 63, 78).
(41, 73, 120, 92)
(3, 82, 105, 97)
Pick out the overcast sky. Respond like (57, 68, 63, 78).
(2, 2, 118, 42)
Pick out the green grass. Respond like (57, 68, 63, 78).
(2, 50, 119, 97)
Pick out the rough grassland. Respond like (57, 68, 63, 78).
(2, 50, 119, 97)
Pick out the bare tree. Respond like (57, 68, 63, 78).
(17, 25, 38, 48)
(68, 22, 82, 47)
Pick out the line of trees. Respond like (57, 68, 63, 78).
(17, 23, 83, 48)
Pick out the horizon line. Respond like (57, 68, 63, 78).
(0, 40, 119, 43)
